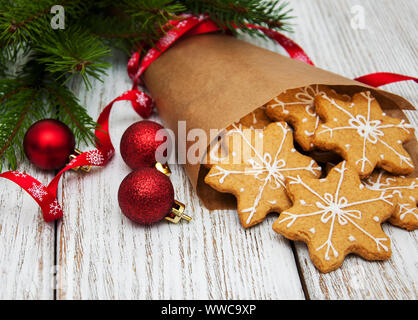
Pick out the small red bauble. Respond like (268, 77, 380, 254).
(118, 168, 174, 225)
(120, 120, 167, 170)
(23, 119, 75, 170)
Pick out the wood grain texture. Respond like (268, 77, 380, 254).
(56, 51, 304, 299)
(0, 0, 417, 300)
(0, 166, 55, 299)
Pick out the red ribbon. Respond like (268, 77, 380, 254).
(354, 72, 418, 87)
(0, 14, 416, 222)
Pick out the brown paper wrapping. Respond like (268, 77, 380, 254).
(143, 34, 417, 210)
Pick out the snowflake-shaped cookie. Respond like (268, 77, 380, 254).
(265, 85, 350, 151)
(204, 107, 271, 168)
(313, 91, 415, 178)
(205, 122, 321, 228)
(363, 170, 418, 230)
(274, 161, 395, 273)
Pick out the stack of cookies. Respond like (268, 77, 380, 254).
(203, 85, 417, 273)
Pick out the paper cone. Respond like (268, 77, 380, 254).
(143, 34, 417, 210)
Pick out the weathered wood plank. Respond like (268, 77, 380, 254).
(56, 52, 304, 299)
(3, 0, 415, 300)
(0, 166, 55, 299)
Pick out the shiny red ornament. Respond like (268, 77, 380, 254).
(120, 120, 167, 170)
(23, 119, 75, 170)
(118, 168, 174, 225)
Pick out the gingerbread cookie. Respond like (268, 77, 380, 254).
(313, 91, 415, 178)
(203, 107, 270, 168)
(237, 106, 271, 129)
(204, 122, 321, 228)
(273, 161, 395, 273)
(363, 170, 418, 231)
(266, 85, 350, 151)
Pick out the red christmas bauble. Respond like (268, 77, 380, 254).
(118, 168, 174, 225)
(120, 120, 167, 170)
(23, 119, 75, 170)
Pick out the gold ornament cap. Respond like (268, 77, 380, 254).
(155, 162, 171, 176)
(69, 149, 92, 172)
(155, 162, 191, 223)
(165, 200, 192, 223)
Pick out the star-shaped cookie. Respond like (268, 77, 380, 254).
(363, 170, 418, 230)
(313, 91, 415, 178)
(204, 122, 321, 228)
(273, 161, 395, 273)
(265, 85, 350, 151)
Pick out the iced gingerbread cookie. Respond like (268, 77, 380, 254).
(265, 85, 350, 151)
(273, 161, 395, 273)
(363, 170, 418, 230)
(313, 91, 415, 178)
(237, 107, 271, 129)
(205, 122, 321, 228)
(203, 107, 271, 168)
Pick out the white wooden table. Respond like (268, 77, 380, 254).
(0, 0, 417, 300)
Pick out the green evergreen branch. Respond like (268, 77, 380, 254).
(0, 0, 295, 170)
(116, 1, 187, 49)
(85, 15, 147, 54)
(44, 82, 97, 146)
(35, 27, 111, 89)
(121, 0, 186, 27)
(0, 51, 5, 78)
(182, 0, 293, 35)
(0, 83, 41, 170)
(0, 1, 84, 57)
(0, 90, 35, 156)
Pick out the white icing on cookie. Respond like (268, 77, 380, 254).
(363, 171, 418, 222)
(317, 92, 413, 173)
(280, 162, 393, 261)
(209, 123, 321, 225)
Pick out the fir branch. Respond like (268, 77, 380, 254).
(0, 86, 24, 105)
(35, 27, 111, 89)
(120, 0, 186, 27)
(0, 80, 43, 170)
(182, 0, 293, 35)
(116, 0, 187, 48)
(85, 15, 147, 54)
(0, 55, 5, 78)
(44, 82, 97, 146)
(0, 0, 89, 58)
(0, 90, 35, 157)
